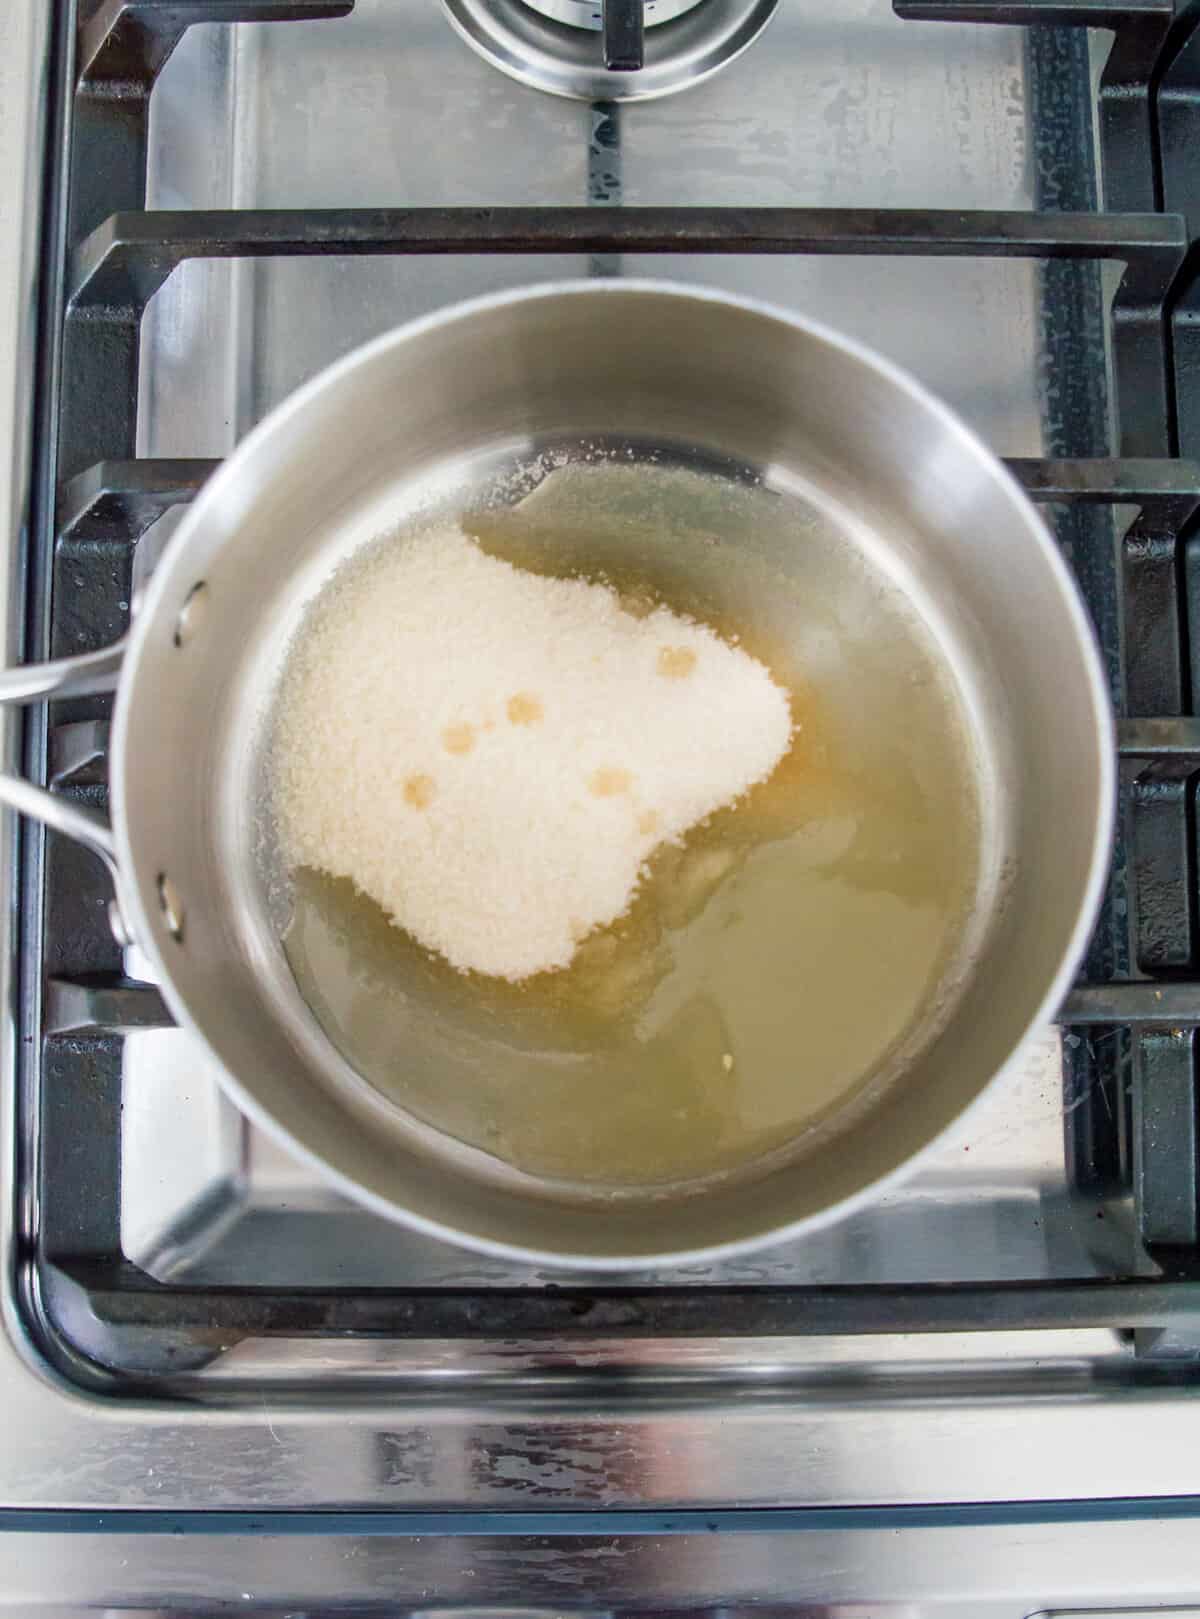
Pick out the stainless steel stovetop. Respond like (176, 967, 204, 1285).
(107, 1, 1107, 1301)
(5, 0, 1200, 1611)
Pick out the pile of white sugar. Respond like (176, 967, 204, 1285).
(272, 526, 793, 981)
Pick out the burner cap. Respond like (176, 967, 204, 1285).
(520, 0, 706, 28)
(442, 0, 778, 101)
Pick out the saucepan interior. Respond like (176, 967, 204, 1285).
(110, 282, 1113, 1266)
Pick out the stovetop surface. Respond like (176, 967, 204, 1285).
(121, 0, 1114, 1303)
(6, 0, 1200, 1557)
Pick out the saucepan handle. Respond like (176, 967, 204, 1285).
(0, 638, 127, 883)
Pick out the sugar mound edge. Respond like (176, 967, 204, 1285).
(271, 526, 794, 982)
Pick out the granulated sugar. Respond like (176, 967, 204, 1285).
(272, 526, 793, 981)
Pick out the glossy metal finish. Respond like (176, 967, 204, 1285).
(123, 1026, 1111, 1289)
(4, 1518, 1200, 1613)
(441, 0, 777, 99)
(523, 0, 704, 30)
(8, 9, 1200, 1607)
(0, 282, 1114, 1266)
(0, 639, 123, 703)
(0, 642, 124, 879)
(0, 769, 116, 880)
(13, 1312, 1200, 1512)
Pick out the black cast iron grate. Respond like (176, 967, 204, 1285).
(23, 0, 1200, 1380)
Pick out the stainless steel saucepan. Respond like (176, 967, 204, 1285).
(0, 282, 1114, 1267)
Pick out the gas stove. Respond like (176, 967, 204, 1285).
(5, 0, 1200, 1610)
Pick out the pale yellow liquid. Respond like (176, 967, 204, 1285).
(280, 459, 982, 1193)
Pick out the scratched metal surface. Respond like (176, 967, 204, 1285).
(2, 1515, 1200, 1613)
(13, 0, 1200, 1557)
(139, 0, 1049, 452)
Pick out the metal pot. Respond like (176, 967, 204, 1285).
(0, 282, 1114, 1268)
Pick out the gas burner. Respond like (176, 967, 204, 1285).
(520, 0, 706, 30)
(441, 0, 778, 101)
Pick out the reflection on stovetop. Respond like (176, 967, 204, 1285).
(120, 1024, 1136, 1289)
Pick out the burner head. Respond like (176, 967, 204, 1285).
(442, 0, 778, 101)
(519, 0, 706, 28)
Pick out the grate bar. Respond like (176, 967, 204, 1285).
(1147, 4, 1200, 461)
(895, 1, 1173, 25)
(1120, 716, 1200, 755)
(1135, 1026, 1200, 1246)
(70, 1, 354, 247)
(78, 0, 354, 87)
(42, 977, 1200, 1034)
(1013, 470, 1200, 973)
(48, 720, 110, 790)
(1064, 981, 1200, 1021)
(1159, 9, 1200, 232)
(68, 206, 1189, 310)
(58, 457, 219, 543)
(47, 1256, 1200, 1336)
(44, 975, 170, 1038)
(58, 209, 1186, 481)
(57, 454, 1199, 540)
(1009, 456, 1200, 501)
